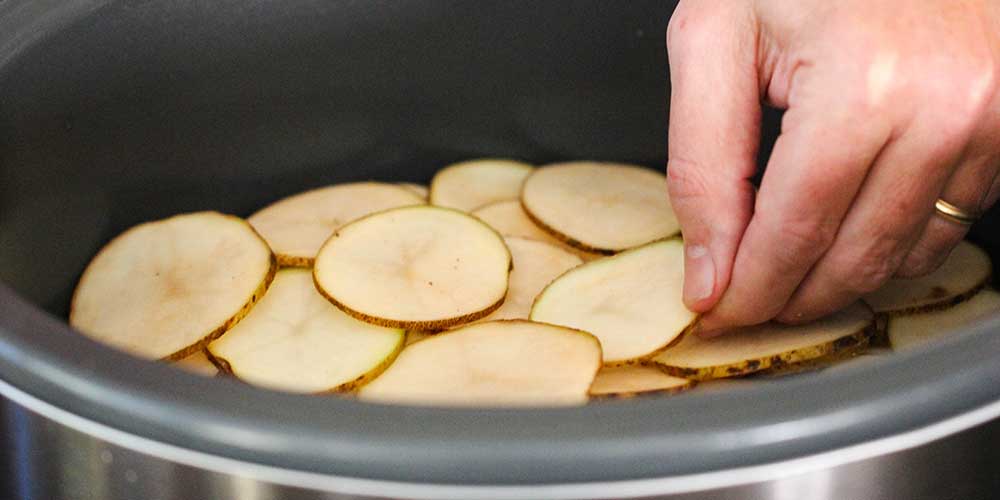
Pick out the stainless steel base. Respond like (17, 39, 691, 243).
(3, 378, 997, 500)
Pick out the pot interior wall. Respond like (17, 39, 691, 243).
(0, 0, 996, 316)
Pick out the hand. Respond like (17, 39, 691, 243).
(666, 0, 1000, 335)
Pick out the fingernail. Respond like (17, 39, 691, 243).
(684, 244, 715, 303)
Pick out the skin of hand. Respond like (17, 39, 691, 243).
(666, 0, 1000, 336)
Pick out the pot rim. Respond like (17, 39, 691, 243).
(3, 282, 1000, 485)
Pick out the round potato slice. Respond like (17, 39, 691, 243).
(863, 240, 991, 315)
(359, 320, 602, 406)
(588, 365, 693, 399)
(314, 205, 511, 329)
(530, 238, 696, 365)
(652, 302, 875, 380)
(521, 162, 680, 254)
(471, 200, 600, 260)
(398, 183, 429, 200)
(482, 237, 582, 321)
(429, 158, 533, 212)
(173, 350, 220, 377)
(70, 211, 276, 360)
(404, 331, 433, 346)
(208, 269, 404, 393)
(248, 182, 425, 267)
(890, 289, 1000, 350)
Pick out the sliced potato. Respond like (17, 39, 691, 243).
(398, 183, 429, 200)
(404, 331, 433, 346)
(70, 212, 276, 360)
(530, 238, 695, 365)
(173, 350, 220, 377)
(890, 289, 1000, 350)
(429, 158, 533, 212)
(482, 237, 582, 321)
(314, 205, 511, 329)
(521, 162, 679, 254)
(472, 200, 600, 260)
(653, 302, 874, 380)
(588, 365, 692, 398)
(208, 269, 404, 393)
(359, 320, 601, 406)
(248, 182, 425, 267)
(863, 240, 991, 315)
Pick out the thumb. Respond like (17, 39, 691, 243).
(666, 1, 762, 312)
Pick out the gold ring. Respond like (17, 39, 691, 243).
(934, 198, 978, 226)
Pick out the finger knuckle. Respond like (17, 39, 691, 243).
(765, 217, 839, 270)
(835, 242, 904, 293)
(898, 247, 942, 278)
(666, 158, 714, 203)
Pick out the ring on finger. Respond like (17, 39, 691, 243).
(934, 198, 979, 226)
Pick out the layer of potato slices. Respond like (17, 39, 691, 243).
(889, 289, 1000, 350)
(314, 206, 511, 330)
(429, 158, 533, 212)
(248, 182, 425, 267)
(521, 162, 680, 254)
(482, 237, 582, 321)
(589, 365, 693, 398)
(173, 350, 220, 377)
(653, 302, 875, 380)
(863, 240, 991, 316)
(531, 238, 695, 365)
(398, 183, 429, 200)
(472, 200, 599, 260)
(209, 269, 404, 393)
(359, 320, 601, 406)
(70, 211, 275, 360)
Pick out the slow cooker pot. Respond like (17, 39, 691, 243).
(1, 1, 999, 499)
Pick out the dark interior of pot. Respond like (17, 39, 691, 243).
(1, 0, 999, 486)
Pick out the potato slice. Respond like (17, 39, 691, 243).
(889, 289, 1000, 350)
(314, 206, 511, 329)
(404, 331, 433, 346)
(588, 365, 692, 398)
(208, 269, 404, 393)
(472, 200, 600, 260)
(398, 183, 429, 200)
(429, 158, 533, 212)
(482, 237, 582, 321)
(863, 240, 991, 315)
(359, 320, 601, 406)
(173, 350, 220, 377)
(248, 182, 425, 267)
(70, 212, 276, 360)
(652, 302, 874, 380)
(521, 162, 680, 254)
(530, 239, 695, 365)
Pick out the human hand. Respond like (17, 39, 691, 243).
(666, 0, 1000, 335)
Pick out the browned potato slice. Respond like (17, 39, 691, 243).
(653, 302, 875, 380)
(70, 212, 276, 360)
(359, 320, 601, 406)
(248, 182, 425, 267)
(588, 365, 693, 398)
(429, 159, 533, 212)
(208, 269, 404, 393)
(530, 239, 695, 365)
(521, 162, 679, 254)
(890, 289, 1000, 350)
(863, 240, 991, 315)
(313, 206, 511, 330)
